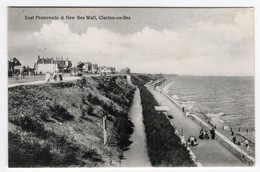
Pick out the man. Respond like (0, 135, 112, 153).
(45, 72, 51, 82)
(210, 128, 216, 140)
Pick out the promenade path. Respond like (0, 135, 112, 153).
(8, 74, 100, 88)
(121, 89, 151, 167)
(146, 83, 245, 167)
(121, 75, 151, 167)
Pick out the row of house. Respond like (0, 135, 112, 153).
(35, 56, 72, 74)
(8, 55, 131, 77)
(35, 55, 130, 76)
(35, 56, 120, 76)
(70, 61, 117, 76)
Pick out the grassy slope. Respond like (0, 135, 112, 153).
(132, 74, 195, 167)
(8, 76, 135, 167)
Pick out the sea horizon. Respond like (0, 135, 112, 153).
(163, 75, 255, 133)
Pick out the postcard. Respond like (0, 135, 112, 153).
(7, 7, 255, 168)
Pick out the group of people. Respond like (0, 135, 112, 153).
(232, 134, 251, 151)
(187, 136, 198, 147)
(186, 128, 216, 147)
(199, 128, 215, 140)
(182, 107, 191, 117)
(45, 71, 63, 82)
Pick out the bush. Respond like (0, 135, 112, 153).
(139, 86, 195, 167)
(114, 116, 134, 150)
(82, 149, 103, 162)
(49, 104, 74, 122)
(9, 132, 54, 167)
(76, 77, 90, 88)
(10, 115, 48, 139)
(51, 82, 75, 88)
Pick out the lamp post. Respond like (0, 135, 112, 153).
(103, 115, 107, 145)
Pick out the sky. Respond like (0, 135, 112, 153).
(8, 8, 254, 76)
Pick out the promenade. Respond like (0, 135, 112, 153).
(122, 75, 151, 166)
(121, 89, 151, 167)
(146, 84, 245, 167)
(8, 74, 100, 88)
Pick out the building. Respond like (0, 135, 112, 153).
(35, 56, 72, 74)
(8, 57, 22, 77)
(92, 64, 99, 74)
(100, 66, 111, 76)
(107, 67, 116, 74)
(77, 61, 92, 73)
(8, 57, 22, 72)
(56, 57, 72, 72)
(121, 67, 130, 74)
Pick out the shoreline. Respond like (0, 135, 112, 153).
(160, 78, 255, 157)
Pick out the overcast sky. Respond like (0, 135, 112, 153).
(8, 8, 254, 76)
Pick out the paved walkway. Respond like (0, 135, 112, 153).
(121, 89, 151, 167)
(147, 84, 245, 167)
(8, 74, 103, 88)
(8, 76, 81, 88)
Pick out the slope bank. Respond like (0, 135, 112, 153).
(8, 76, 135, 167)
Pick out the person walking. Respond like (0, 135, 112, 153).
(53, 71, 58, 81)
(58, 70, 63, 81)
(185, 110, 190, 117)
(232, 135, 237, 144)
(245, 139, 249, 150)
(45, 72, 51, 82)
(205, 130, 210, 140)
(210, 128, 216, 140)
(241, 141, 245, 147)
(199, 129, 204, 140)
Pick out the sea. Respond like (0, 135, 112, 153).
(163, 75, 255, 132)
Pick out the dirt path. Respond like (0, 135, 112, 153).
(121, 89, 151, 167)
(147, 84, 245, 167)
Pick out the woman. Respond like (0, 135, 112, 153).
(205, 130, 210, 140)
(199, 129, 204, 140)
(210, 128, 216, 140)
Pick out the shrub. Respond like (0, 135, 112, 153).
(82, 149, 103, 162)
(51, 82, 75, 88)
(9, 132, 54, 167)
(10, 115, 48, 139)
(87, 106, 97, 117)
(139, 86, 195, 167)
(49, 104, 74, 122)
(114, 116, 134, 151)
(76, 77, 89, 88)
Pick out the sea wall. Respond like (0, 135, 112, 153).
(161, 90, 255, 166)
